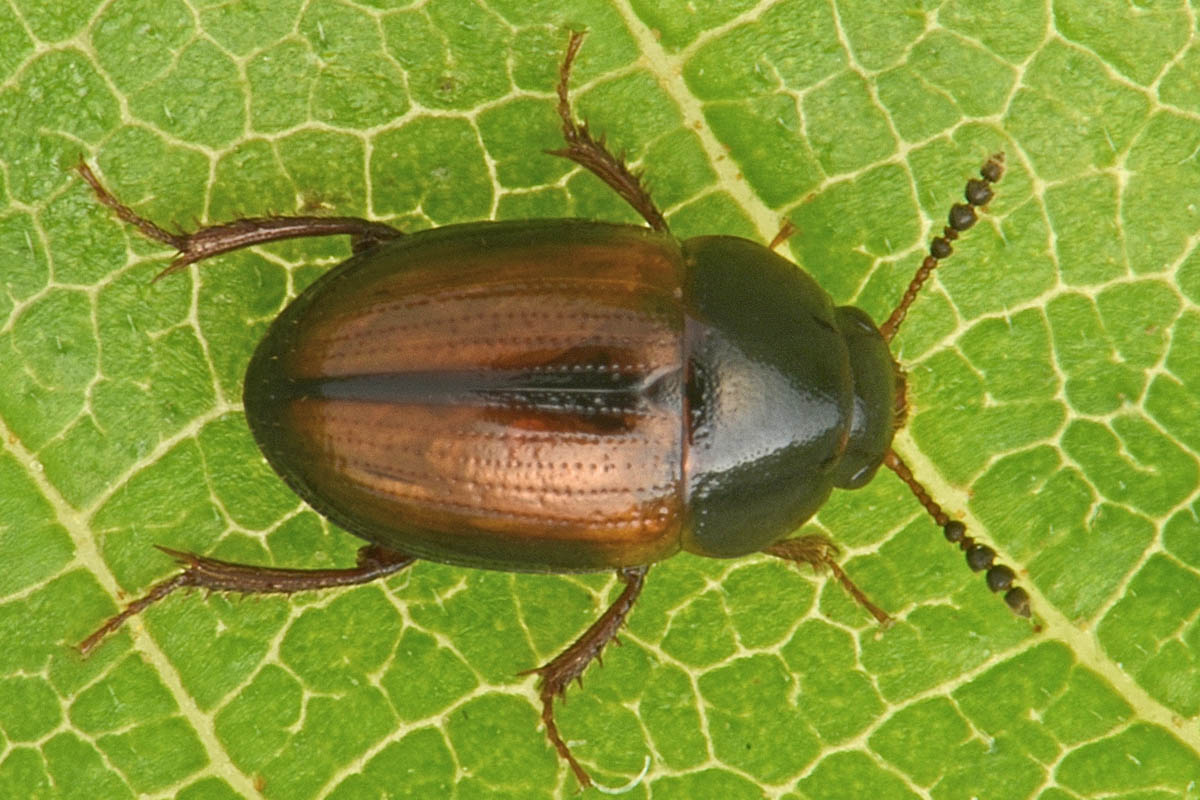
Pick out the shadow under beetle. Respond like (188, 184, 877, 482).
(79, 31, 1029, 789)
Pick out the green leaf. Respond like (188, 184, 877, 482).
(2, 2, 1199, 798)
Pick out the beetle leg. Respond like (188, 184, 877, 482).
(550, 31, 669, 233)
(519, 564, 649, 788)
(882, 450, 1032, 617)
(76, 160, 404, 281)
(767, 219, 798, 251)
(764, 534, 891, 624)
(79, 544, 415, 655)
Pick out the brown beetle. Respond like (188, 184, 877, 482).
(78, 32, 1026, 788)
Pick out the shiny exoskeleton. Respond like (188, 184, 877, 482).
(78, 31, 1028, 790)
(242, 220, 898, 570)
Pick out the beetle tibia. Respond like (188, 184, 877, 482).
(76, 160, 403, 280)
(79, 545, 415, 655)
(519, 564, 649, 789)
(548, 30, 668, 233)
(764, 534, 891, 625)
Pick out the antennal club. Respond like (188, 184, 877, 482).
(884, 451, 1031, 617)
(880, 153, 1004, 342)
(878, 153, 1030, 618)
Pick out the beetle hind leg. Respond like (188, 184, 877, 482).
(520, 564, 649, 788)
(550, 31, 668, 233)
(765, 534, 891, 624)
(76, 160, 404, 281)
(79, 544, 416, 655)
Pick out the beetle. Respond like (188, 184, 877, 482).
(77, 31, 1029, 789)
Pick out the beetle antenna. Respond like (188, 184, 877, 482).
(883, 449, 1031, 617)
(879, 153, 1004, 342)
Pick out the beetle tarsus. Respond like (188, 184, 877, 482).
(520, 564, 649, 788)
(879, 153, 1005, 342)
(76, 160, 404, 280)
(551, 31, 669, 233)
(768, 219, 798, 250)
(76, 159, 189, 252)
(764, 534, 891, 625)
(79, 544, 415, 655)
(78, 572, 191, 656)
(882, 449, 1031, 618)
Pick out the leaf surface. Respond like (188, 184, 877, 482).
(1, 2, 1198, 798)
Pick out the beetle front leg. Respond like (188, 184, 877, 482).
(765, 535, 891, 624)
(80, 544, 416, 655)
(521, 564, 649, 788)
(76, 160, 404, 281)
(551, 32, 669, 233)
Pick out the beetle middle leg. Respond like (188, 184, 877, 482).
(76, 160, 404, 281)
(764, 534, 891, 624)
(79, 544, 415, 655)
(550, 31, 669, 233)
(521, 564, 649, 789)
